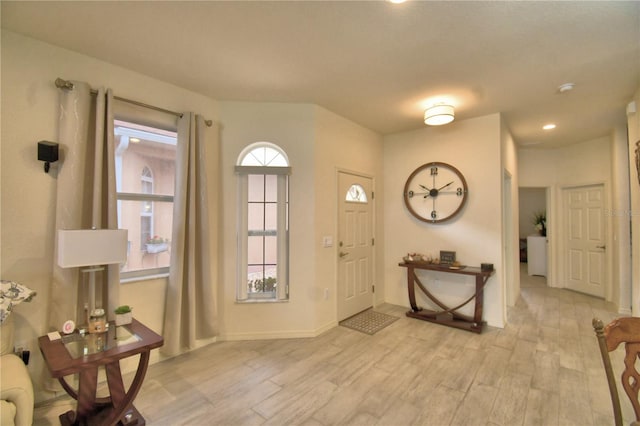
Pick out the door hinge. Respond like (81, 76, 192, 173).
(372, 285, 375, 293)
(371, 191, 375, 199)
(372, 238, 375, 246)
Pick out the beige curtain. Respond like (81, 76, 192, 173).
(49, 82, 119, 332)
(162, 113, 219, 356)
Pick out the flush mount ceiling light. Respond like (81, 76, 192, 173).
(424, 104, 455, 126)
(543, 124, 557, 130)
(558, 83, 575, 94)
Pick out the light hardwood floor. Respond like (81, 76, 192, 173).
(35, 267, 625, 425)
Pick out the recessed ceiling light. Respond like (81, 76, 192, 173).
(389, 0, 406, 3)
(543, 124, 556, 130)
(130, 137, 141, 143)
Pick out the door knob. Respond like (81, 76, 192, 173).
(339, 251, 349, 258)
(597, 245, 606, 250)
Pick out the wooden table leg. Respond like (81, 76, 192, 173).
(106, 361, 126, 409)
(407, 266, 420, 311)
(59, 366, 99, 426)
(78, 367, 99, 422)
(473, 275, 483, 327)
(102, 351, 152, 426)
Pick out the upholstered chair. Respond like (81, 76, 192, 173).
(1, 315, 34, 426)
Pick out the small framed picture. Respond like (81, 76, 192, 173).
(440, 251, 456, 265)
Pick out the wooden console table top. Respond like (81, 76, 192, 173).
(399, 261, 492, 277)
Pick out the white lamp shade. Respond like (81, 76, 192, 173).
(58, 229, 128, 268)
(424, 104, 455, 126)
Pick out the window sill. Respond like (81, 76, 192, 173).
(120, 272, 170, 284)
(235, 298, 289, 304)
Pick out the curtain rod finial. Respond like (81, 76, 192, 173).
(55, 78, 74, 91)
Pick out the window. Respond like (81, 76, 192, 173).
(346, 184, 368, 203)
(114, 120, 177, 280)
(236, 142, 290, 301)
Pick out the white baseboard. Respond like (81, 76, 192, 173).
(618, 307, 632, 316)
(220, 320, 338, 341)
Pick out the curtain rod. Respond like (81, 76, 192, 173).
(55, 78, 212, 127)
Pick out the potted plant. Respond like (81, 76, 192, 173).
(114, 305, 133, 326)
(145, 236, 168, 253)
(532, 211, 546, 236)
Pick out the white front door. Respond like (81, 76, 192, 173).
(564, 184, 607, 297)
(337, 172, 374, 321)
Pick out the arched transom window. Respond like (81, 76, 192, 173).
(346, 184, 368, 203)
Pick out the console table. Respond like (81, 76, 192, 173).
(399, 262, 494, 333)
(39, 318, 163, 426)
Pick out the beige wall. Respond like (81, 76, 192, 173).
(501, 119, 520, 310)
(1, 30, 218, 402)
(382, 114, 506, 328)
(217, 102, 384, 339)
(628, 88, 640, 316)
(218, 101, 319, 339)
(314, 106, 384, 328)
(611, 124, 632, 314)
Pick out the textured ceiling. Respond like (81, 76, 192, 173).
(2, 1, 639, 147)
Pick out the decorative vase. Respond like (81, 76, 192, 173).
(115, 312, 132, 326)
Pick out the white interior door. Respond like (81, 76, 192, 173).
(564, 184, 607, 297)
(337, 172, 373, 321)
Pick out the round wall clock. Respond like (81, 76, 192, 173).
(403, 162, 468, 223)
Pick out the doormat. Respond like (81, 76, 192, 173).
(340, 309, 399, 335)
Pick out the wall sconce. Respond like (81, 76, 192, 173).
(424, 104, 455, 126)
(38, 141, 59, 173)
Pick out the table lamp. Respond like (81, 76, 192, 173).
(57, 229, 127, 326)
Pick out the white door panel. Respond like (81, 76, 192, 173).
(337, 172, 373, 321)
(564, 184, 606, 297)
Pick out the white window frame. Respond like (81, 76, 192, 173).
(236, 142, 290, 302)
(140, 166, 154, 247)
(114, 123, 176, 281)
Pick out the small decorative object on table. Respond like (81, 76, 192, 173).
(88, 308, 107, 333)
(114, 305, 133, 326)
(439, 251, 456, 265)
(481, 263, 494, 272)
(403, 253, 433, 263)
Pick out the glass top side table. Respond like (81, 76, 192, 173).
(39, 318, 163, 426)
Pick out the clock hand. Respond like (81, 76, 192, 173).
(406, 191, 429, 198)
(419, 184, 431, 191)
(437, 181, 454, 191)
